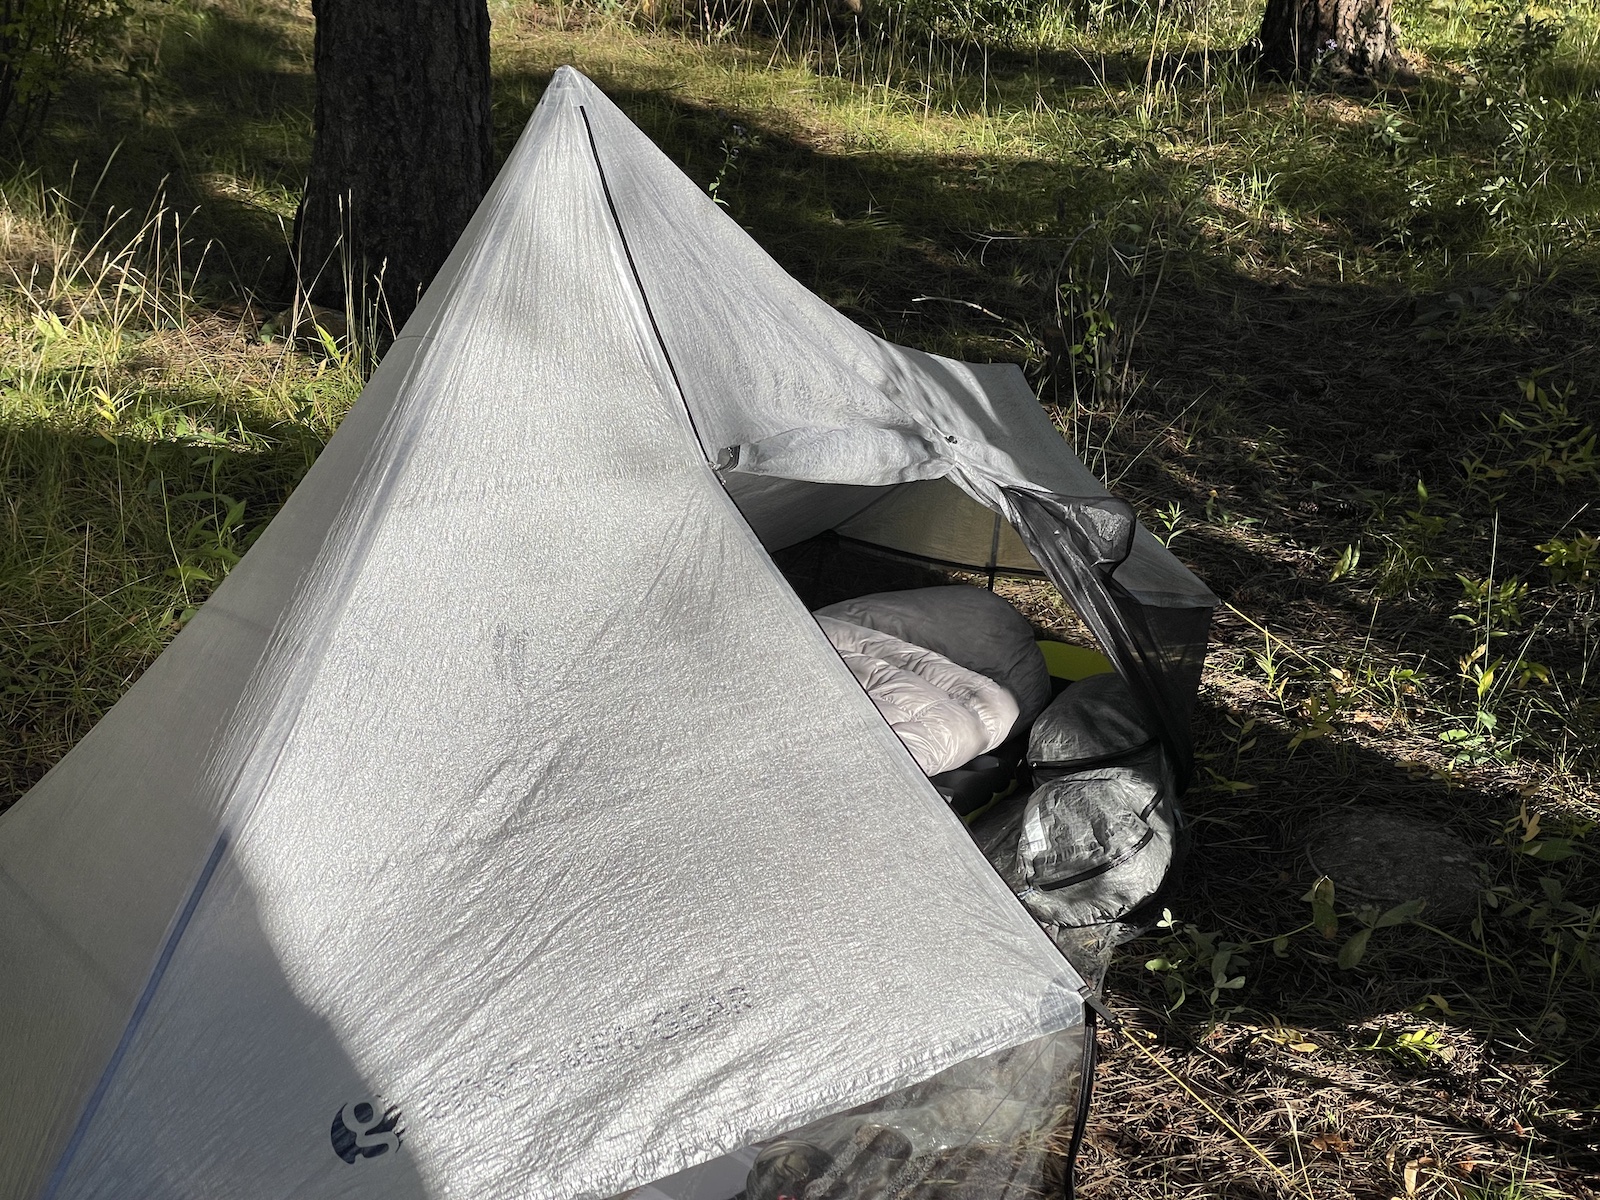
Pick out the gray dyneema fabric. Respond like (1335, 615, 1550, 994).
(1028, 673, 1158, 776)
(2, 68, 1085, 1200)
(578, 84, 1215, 770)
(1003, 491, 1213, 785)
(976, 750, 1179, 931)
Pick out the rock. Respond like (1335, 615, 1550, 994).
(263, 302, 349, 349)
(1306, 809, 1481, 926)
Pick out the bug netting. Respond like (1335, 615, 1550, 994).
(620, 1028, 1088, 1200)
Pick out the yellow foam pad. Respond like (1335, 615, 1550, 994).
(1036, 640, 1115, 682)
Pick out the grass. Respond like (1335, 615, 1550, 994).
(1, 164, 363, 797)
(4, 0, 1599, 1197)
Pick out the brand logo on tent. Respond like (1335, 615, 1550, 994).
(331, 1097, 404, 1163)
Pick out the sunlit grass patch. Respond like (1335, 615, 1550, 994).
(0, 162, 360, 801)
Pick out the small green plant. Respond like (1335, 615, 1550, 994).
(162, 489, 253, 622)
(1361, 1025, 1452, 1066)
(1368, 110, 1417, 156)
(1440, 644, 1505, 765)
(1495, 377, 1599, 489)
(1466, 0, 1565, 91)
(1144, 909, 1249, 1012)
(1499, 801, 1582, 866)
(1537, 531, 1598, 588)
(1301, 876, 1428, 970)
(706, 119, 757, 210)
(1202, 489, 1260, 532)
(1054, 274, 1121, 409)
(1328, 542, 1361, 582)
(1480, 872, 1598, 986)
(1152, 500, 1187, 546)
(1287, 691, 1337, 752)
(1452, 573, 1528, 636)
(1337, 897, 1428, 969)
(1374, 480, 1454, 597)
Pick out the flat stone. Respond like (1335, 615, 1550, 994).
(1306, 810, 1482, 926)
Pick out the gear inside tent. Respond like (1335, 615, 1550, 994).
(0, 68, 1215, 1200)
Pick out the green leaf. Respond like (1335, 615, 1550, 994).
(314, 322, 342, 360)
(1210, 947, 1234, 986)
(1523, 838, 1577, 862)
(1203, 768, 1255, 792)
(1374, 898, 1426, 928)
(33, 311, 68, 341)
(1338, 927, 1373, 970)
(1329, 543, 1361, 582)
(164, 563, 214, 585)
(1303, 876, 1338, 938)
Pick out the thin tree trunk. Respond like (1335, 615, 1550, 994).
(1256, 0, 1408, 81)
(291, 0, 492, 336)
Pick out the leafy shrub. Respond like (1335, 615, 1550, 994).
(1466, 0, 1565, 88)
(1538, 532, 1599, 589)
(0, 0, 128, 144)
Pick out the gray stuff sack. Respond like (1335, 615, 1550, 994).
(981, 669, 1178, 928)
(1014, 751, 1176, 929)
(1027, 671, 1157, 777)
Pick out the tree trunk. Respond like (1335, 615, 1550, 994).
(1256, 0, 1407, 81)
(291, 0, 492, 336)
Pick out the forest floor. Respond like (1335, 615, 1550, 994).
(4, 0, 1599, 1197)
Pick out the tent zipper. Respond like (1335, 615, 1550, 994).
(577, 104, 710, 464)
(1027, 734, 1160, 779)
(1062, 1000, 1101, 1200)
(1032, 825, 1155, 892)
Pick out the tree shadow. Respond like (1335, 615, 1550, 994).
(1094, 689, 1600, 1192)
(5, 616, 432, 1194)
(1, 420, 325, 806)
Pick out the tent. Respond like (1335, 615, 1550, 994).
(0, 68, 1216, 1200)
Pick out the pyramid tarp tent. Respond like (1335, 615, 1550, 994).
(1, 69, 1215, 1200)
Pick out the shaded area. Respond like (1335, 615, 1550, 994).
(776, 537, 1600, 1196)
(1084, 692, 1600, 1198)
(0, 422, 329, 800)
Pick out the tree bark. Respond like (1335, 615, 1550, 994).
(1256, 0, 1407, 81)
(291, 0, 492, 335)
